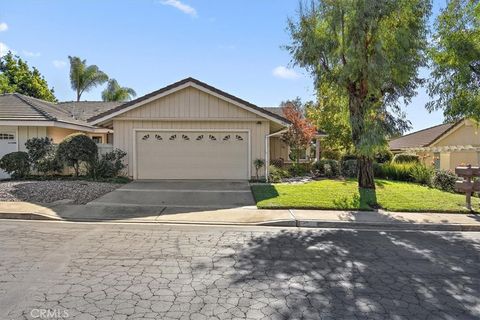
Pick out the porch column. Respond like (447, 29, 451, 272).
(315, 138, 321, 161)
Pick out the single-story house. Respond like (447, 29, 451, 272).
(389, 118, 480, 171)
(0, 77, 324, 180)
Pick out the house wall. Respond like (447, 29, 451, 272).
(270, 137, 288, 161)
(110, 87, 274, 178)
(47, 127, 108, 144)
(17, 126, 47, 151)
(432, 119, 480, 147)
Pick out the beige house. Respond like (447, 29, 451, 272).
(0, 78, 322, 180)
(389, 118, 480, 171)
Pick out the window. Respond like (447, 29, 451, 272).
(433, 152, 440, 170)
(288, 146, 308, 161)
(0, 133, 15, 140)
(91, 136, 103, 144)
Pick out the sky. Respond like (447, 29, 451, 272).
(0, 0, 447, 133)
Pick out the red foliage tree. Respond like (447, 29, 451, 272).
(280, 99, 317, 164)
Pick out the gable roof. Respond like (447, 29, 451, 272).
(389, 122, 457, 151)
(88, 77, 290, 125)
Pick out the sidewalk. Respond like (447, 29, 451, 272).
(1, 201, 480, 231)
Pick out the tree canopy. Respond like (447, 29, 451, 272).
(0, 52, 56, 102)
(68, 56, 108, 101)
(101, 79, 137, 102)
(287, 0, 430, 192)
(428, 0, 480, 122)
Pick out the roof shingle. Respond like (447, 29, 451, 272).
(388, 122, 456, 150)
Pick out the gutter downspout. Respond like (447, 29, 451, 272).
(265, 128, 289, 182)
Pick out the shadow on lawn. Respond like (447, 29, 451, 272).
(231, 229, 480, 319)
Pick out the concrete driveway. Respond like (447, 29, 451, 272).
(87, 180, 255, 215)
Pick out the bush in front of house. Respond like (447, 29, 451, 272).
(410, 164, 434, 186)
(432, 170, 457, 192)
(25, 137, 63, 175)
(374, 162, 417, 182)
(88, 148, 127, 179)
(341, 159, 358, 178)
(268, 165, 290, 183)
(321, 149, 342, 160)
(0, 151, 30, 178)
(57, 133, 98, 177)
(288, 162, 312, 177)
(375, 149, 393, 163)
(393, 153, 420, 164)
(314, 159, 340, 178)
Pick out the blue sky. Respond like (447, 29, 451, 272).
(0, 0, 446, 132)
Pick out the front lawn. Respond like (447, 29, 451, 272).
(251, 179, 479, 213)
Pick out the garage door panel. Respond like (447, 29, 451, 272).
(136, 131, 248, 179)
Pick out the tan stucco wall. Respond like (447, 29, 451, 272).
(47, 127, 108, 144)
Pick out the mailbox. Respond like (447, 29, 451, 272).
(455, 166, 480, 177)
(455, 165, 480, 210)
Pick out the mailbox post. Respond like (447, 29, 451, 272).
(455, 165, 480, 210)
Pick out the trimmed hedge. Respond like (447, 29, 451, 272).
(393, 153, 420, 164)
(314, 159, 340, 178)
(0, 151, 30, 178)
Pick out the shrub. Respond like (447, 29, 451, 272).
(374, 162, 417, 182)
(25, 137, 63, 175)
(314, 159, 340, 178)
(432, 170, 457, 192)
(287, 163, 311, 177)
(268, 165, 290, 182)
(321, 149, 342, 160)
(253, 158, 265, 180)
(57, 133, 98, 177)
(0, 151, 30, 178)
(88, 149, 127, 179)
(375, 150, 393, 163)
(341, 159, 358, 178)
(341, 154, 357, 162)
(270, 158, 285, 168)
(393, 153, 420, 164)
(410, 164, 434, 186)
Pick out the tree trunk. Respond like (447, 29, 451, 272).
(348, 92, 376, 191)
(358, 156, 375, 189)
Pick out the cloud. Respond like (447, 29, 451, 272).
(160, 0, 197, 17)
(0, 22, 8, 32)
(0, 42, 10, 56)
(272, 66, 301, 80)
(52, 60, 67, 68)
(23, 50, 41, 57)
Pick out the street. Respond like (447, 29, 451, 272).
(0, 220, 479, 320)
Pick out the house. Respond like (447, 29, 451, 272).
(389, 118, 480, 171)
(0, 77, 324, 180)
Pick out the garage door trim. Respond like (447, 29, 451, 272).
(132, 128, 251, 180)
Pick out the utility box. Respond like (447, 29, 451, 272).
(455, 165, 480, 210)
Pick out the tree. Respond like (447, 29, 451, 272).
(101, 79, 137, 102)
(57, 133, 98, 177)
(68, 56, 108, 101)
(287, 0, 429, 195)
(427, 0, 480, 122)
(0, 52, 56, 101)
(280, 98, 317, 165)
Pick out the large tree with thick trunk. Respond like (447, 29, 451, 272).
(287, 0, 430, 197)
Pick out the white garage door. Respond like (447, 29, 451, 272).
(135, 130, 249, 179)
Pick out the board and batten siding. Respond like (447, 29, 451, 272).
(110, 86, 289, 178)
(18, 126, 47, 151)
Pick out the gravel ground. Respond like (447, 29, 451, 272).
(0, 180, 124, 204)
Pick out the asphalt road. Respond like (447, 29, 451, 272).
(0, 220, 479, 320)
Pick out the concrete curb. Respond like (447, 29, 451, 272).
(1, 211, 480, 231)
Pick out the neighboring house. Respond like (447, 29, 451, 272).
(0, 77, 324, 180)
(0, 93, 113, 178)
(389, 118, 480, 171)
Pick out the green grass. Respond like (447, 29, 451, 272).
(251, 179, 480, 213)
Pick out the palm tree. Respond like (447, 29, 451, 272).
(68, 56, 108, 101)
(101, 79, 137, 102)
